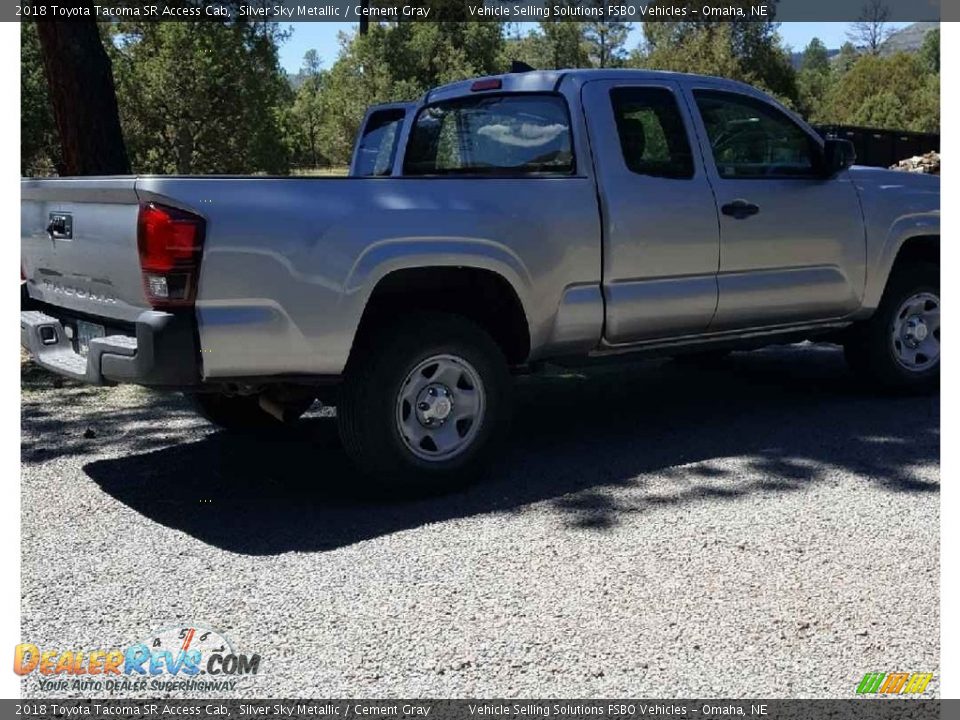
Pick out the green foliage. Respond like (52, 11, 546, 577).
(833, 42, 860, 75)
(538, 21, 589, 69)
(288, 51, 328, 168)
(502, 25, 553, 70)
(584, 21, 632, 68)
(797, 38, 831, 122)
(632, 17, 939, 133)
(631, 22, 740, 78)
(108, 21, 292, 174)
(631, 10, 799, 108)
(920, 28, 939, 73)
(316, 22, 505, 165)
(21, 23, 60, 176)
(500, 21, 589, 71)
(500, 20, 629, 71)
(801, 37, 830, 74)
(22, 18, 941, 177)
(823, 51, 939, 133)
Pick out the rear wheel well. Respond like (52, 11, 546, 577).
(350, 267, 531, 367)
(891, 235, 939, 276)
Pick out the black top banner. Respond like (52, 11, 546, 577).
(2, 699, 950, 720)
(8, 0, 946, 23)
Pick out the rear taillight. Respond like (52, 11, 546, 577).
(137, 202, 205, 308)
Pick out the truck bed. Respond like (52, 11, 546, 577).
(21, 174, 603, 382)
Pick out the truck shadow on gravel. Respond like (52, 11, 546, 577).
(77, 345, 939, 554)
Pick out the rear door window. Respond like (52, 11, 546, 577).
(403, 94, 574, 176)
(610, 87, 695, 179)
(354, 109, 406, 177)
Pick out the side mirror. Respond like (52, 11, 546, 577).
(822, 138, 856, 176)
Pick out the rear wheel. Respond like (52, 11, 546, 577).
(337, 313, 511, 495)
(844, 262, 939, 393)
(189, 392, 313, 432)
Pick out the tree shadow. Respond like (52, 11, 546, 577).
(67, 344, 937, 554)
(20, 377, 204, 465)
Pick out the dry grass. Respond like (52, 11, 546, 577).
(291, 166, 350, 177)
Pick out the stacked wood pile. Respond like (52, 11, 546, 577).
(890, 151, 940, 175)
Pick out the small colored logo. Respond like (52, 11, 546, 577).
(13, 623, 261, 693)
(856, 672, 933, 695)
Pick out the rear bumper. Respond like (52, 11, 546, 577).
(20, 305, 201, 388)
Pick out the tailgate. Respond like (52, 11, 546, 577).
(21, 177, 149, 323)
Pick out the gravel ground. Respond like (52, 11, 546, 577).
(20, 344, 939, 698)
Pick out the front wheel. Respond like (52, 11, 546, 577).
(844, 262, 939, 393)
(337, 313, 511, 494)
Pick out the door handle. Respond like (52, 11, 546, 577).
(721, 200, 760, 219)
(46, 212, 72, 239)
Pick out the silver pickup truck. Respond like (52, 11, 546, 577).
(21, 69, 939, 492)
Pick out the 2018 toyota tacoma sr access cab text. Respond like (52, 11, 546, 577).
(21, 69, 939, 492)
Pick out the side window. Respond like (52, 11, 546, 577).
(693, 90, 822, 179)
(354, 109, 406, 177)
(610, 87, 694, 179)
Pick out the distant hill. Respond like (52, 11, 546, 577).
(790, 22, 937, 69)
(880, 22, 938, 54)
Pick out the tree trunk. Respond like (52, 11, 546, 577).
(35, 19, 131, 175)
(359, 0, 369, 35)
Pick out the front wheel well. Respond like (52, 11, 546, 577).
(891, 235, 939, 276)
(350, 267, 531, 367)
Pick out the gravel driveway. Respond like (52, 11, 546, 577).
(20, 344, 939, 698)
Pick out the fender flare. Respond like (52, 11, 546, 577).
(863, 213, 939, 311)
(343, 236, 533, 317)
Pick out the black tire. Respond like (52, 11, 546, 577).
(189, 392, 313, 433)
(337, 312, 511, 495)
(844, 261, 939, 394)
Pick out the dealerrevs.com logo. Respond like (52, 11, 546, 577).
(14, 624, 261, 693)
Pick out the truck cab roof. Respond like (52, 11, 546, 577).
(425, 68, 761, 104)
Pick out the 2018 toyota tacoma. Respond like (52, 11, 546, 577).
(21, 69, 940, 491)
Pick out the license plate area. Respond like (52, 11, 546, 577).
(76, 320, 105, 357)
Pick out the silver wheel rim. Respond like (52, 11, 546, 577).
(395, 353, 486, 462)
(891, 291, 940, 372)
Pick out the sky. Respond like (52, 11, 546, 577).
(278, 22, 911, 74)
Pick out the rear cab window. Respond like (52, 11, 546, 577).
(403, 94, 575, 176)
